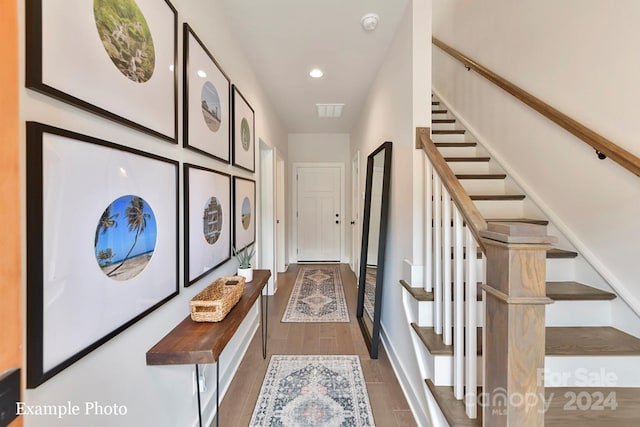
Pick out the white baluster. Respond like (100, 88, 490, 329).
(425, 160, 433, 293)
(465, 229, 478, 418)
(453, 208, 464, 400)
(433, 174, 442, 335)
(442, 187, 452, 346)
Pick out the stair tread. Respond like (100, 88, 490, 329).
(456, 173, 506, 179)
(444, 157, 490, 162)
(412, 326, 640, 357)
(432, 101, 440, 105)
(426, 379, 640, 427)
(433, 119, 456, 124)
(404, 281, 615, 303)
(399, 280, 433, 301)
(470, 194, 526, 201)
(433, 129, 466, 134)
(546, 281, 616, 300)
(433, 109, 448, 114)
(436, 142, 477, 147)
(486, 217, 549, 225)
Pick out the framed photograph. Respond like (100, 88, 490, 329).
(183, 23, 231, 162)
(232, 86, 255, 172)
(26, 122, 179, 388)
(26, 0, 178, 143)
(184, 164, 231, 286)
(233, 176, 256, 251)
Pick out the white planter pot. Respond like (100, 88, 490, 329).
(237, 267, 253, 282)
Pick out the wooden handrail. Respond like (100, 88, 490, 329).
(417, 127, 487, 252)
(433, 37, 640, 177)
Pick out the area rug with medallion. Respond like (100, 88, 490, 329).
(249, 355, 375, 426)
(281, 266, 350, 323)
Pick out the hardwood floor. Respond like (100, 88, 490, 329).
(218, 263, 417, 426)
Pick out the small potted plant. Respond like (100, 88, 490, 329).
(233, 243, 255, 282)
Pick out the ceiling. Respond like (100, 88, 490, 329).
(219, 0, 409, 134)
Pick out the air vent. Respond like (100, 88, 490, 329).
(316, 103, 344, 118)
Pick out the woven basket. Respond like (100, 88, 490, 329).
(190, 276, 246, 322)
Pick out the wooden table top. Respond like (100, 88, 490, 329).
(146, 270, 271, 365)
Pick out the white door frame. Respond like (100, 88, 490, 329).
(351, 151, 361, 276)
(276, 150, 286, 272)
(259, 139, 277, 294)
(291, 162, 345, 263)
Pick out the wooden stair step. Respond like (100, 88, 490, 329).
(433, 118, 456, 124)
(399, 280, 433, 301)
(436, 142, 477, 148)
(547, 327, 640, 356)
(444, 157, 490, 162)
(426, 379, 481, 427)
(426, 379, 640, 427)
(433, 109, 448, 114)
(433, 129, 466, 135)
(411, 326, 640, 357)
(469, 194, 526, 201)
(403, 281, 614, 303)
(486, 217, 549, 225)
(432, 101, 440, 106)
(546, 281, 616, 301)
(456, 173, 506, 179)
(547, 248, 578, 258)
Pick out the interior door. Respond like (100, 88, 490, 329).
(296, 166, 341, 261)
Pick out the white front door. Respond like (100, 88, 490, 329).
(296, 166, 341, 261)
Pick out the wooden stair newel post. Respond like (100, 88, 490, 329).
(480, 223, 555, 427)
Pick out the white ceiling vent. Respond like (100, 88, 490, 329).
(316, 103, 345, 118)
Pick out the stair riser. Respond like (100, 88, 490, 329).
(437, 146, 479, 158)
(431, 122, 458, 131)
(432, 133, 476, 143)
(545, 356, 640, 387)
(430, 355, 640, 387)
(458, 179, 507, 195)
(473, 199, 525, 218)
(446, 162, 491, 174)
(546, 301, 612, 326)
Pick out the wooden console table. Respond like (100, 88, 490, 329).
(146, 270, 271, 427)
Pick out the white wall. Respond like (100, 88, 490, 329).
(20, 0, 287, 425)
(432, 0, 640, 322)
(351, 1, 432, 425)
(287, 133, 351, 263)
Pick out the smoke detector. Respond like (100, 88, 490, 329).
(361, 13, 379, 32)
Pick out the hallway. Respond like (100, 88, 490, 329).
(219, 264, 417, 426)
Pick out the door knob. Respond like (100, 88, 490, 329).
(336, 220, 340, 224)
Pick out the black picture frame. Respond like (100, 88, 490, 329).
(232, 85, 256, 172)
(183, 23, 231, 162)
(26, 122, 179, 388)
(184, 163, 232, 287)
(25, 0, 179, 143)
(233, 176, 256, 251)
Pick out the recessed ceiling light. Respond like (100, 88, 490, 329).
(197, 70, 207, 78)
(309, 69, 324, 78)
(316, 103, 344, 118)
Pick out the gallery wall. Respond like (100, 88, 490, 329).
(19, 0, 287, 425)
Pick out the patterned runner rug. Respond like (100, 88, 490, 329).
(282, 266, 350, 323)
(249, 355, 375, 426)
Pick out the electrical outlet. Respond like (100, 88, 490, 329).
(0, 368, 20, 427)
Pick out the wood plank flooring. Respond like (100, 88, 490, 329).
(218, 264, 417, 426)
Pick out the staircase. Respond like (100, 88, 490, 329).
(401, 96, 640, 426)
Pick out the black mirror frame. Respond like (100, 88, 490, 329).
(356, 141, 392, 359)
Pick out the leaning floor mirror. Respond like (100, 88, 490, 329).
(356, 141, 392, 359)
